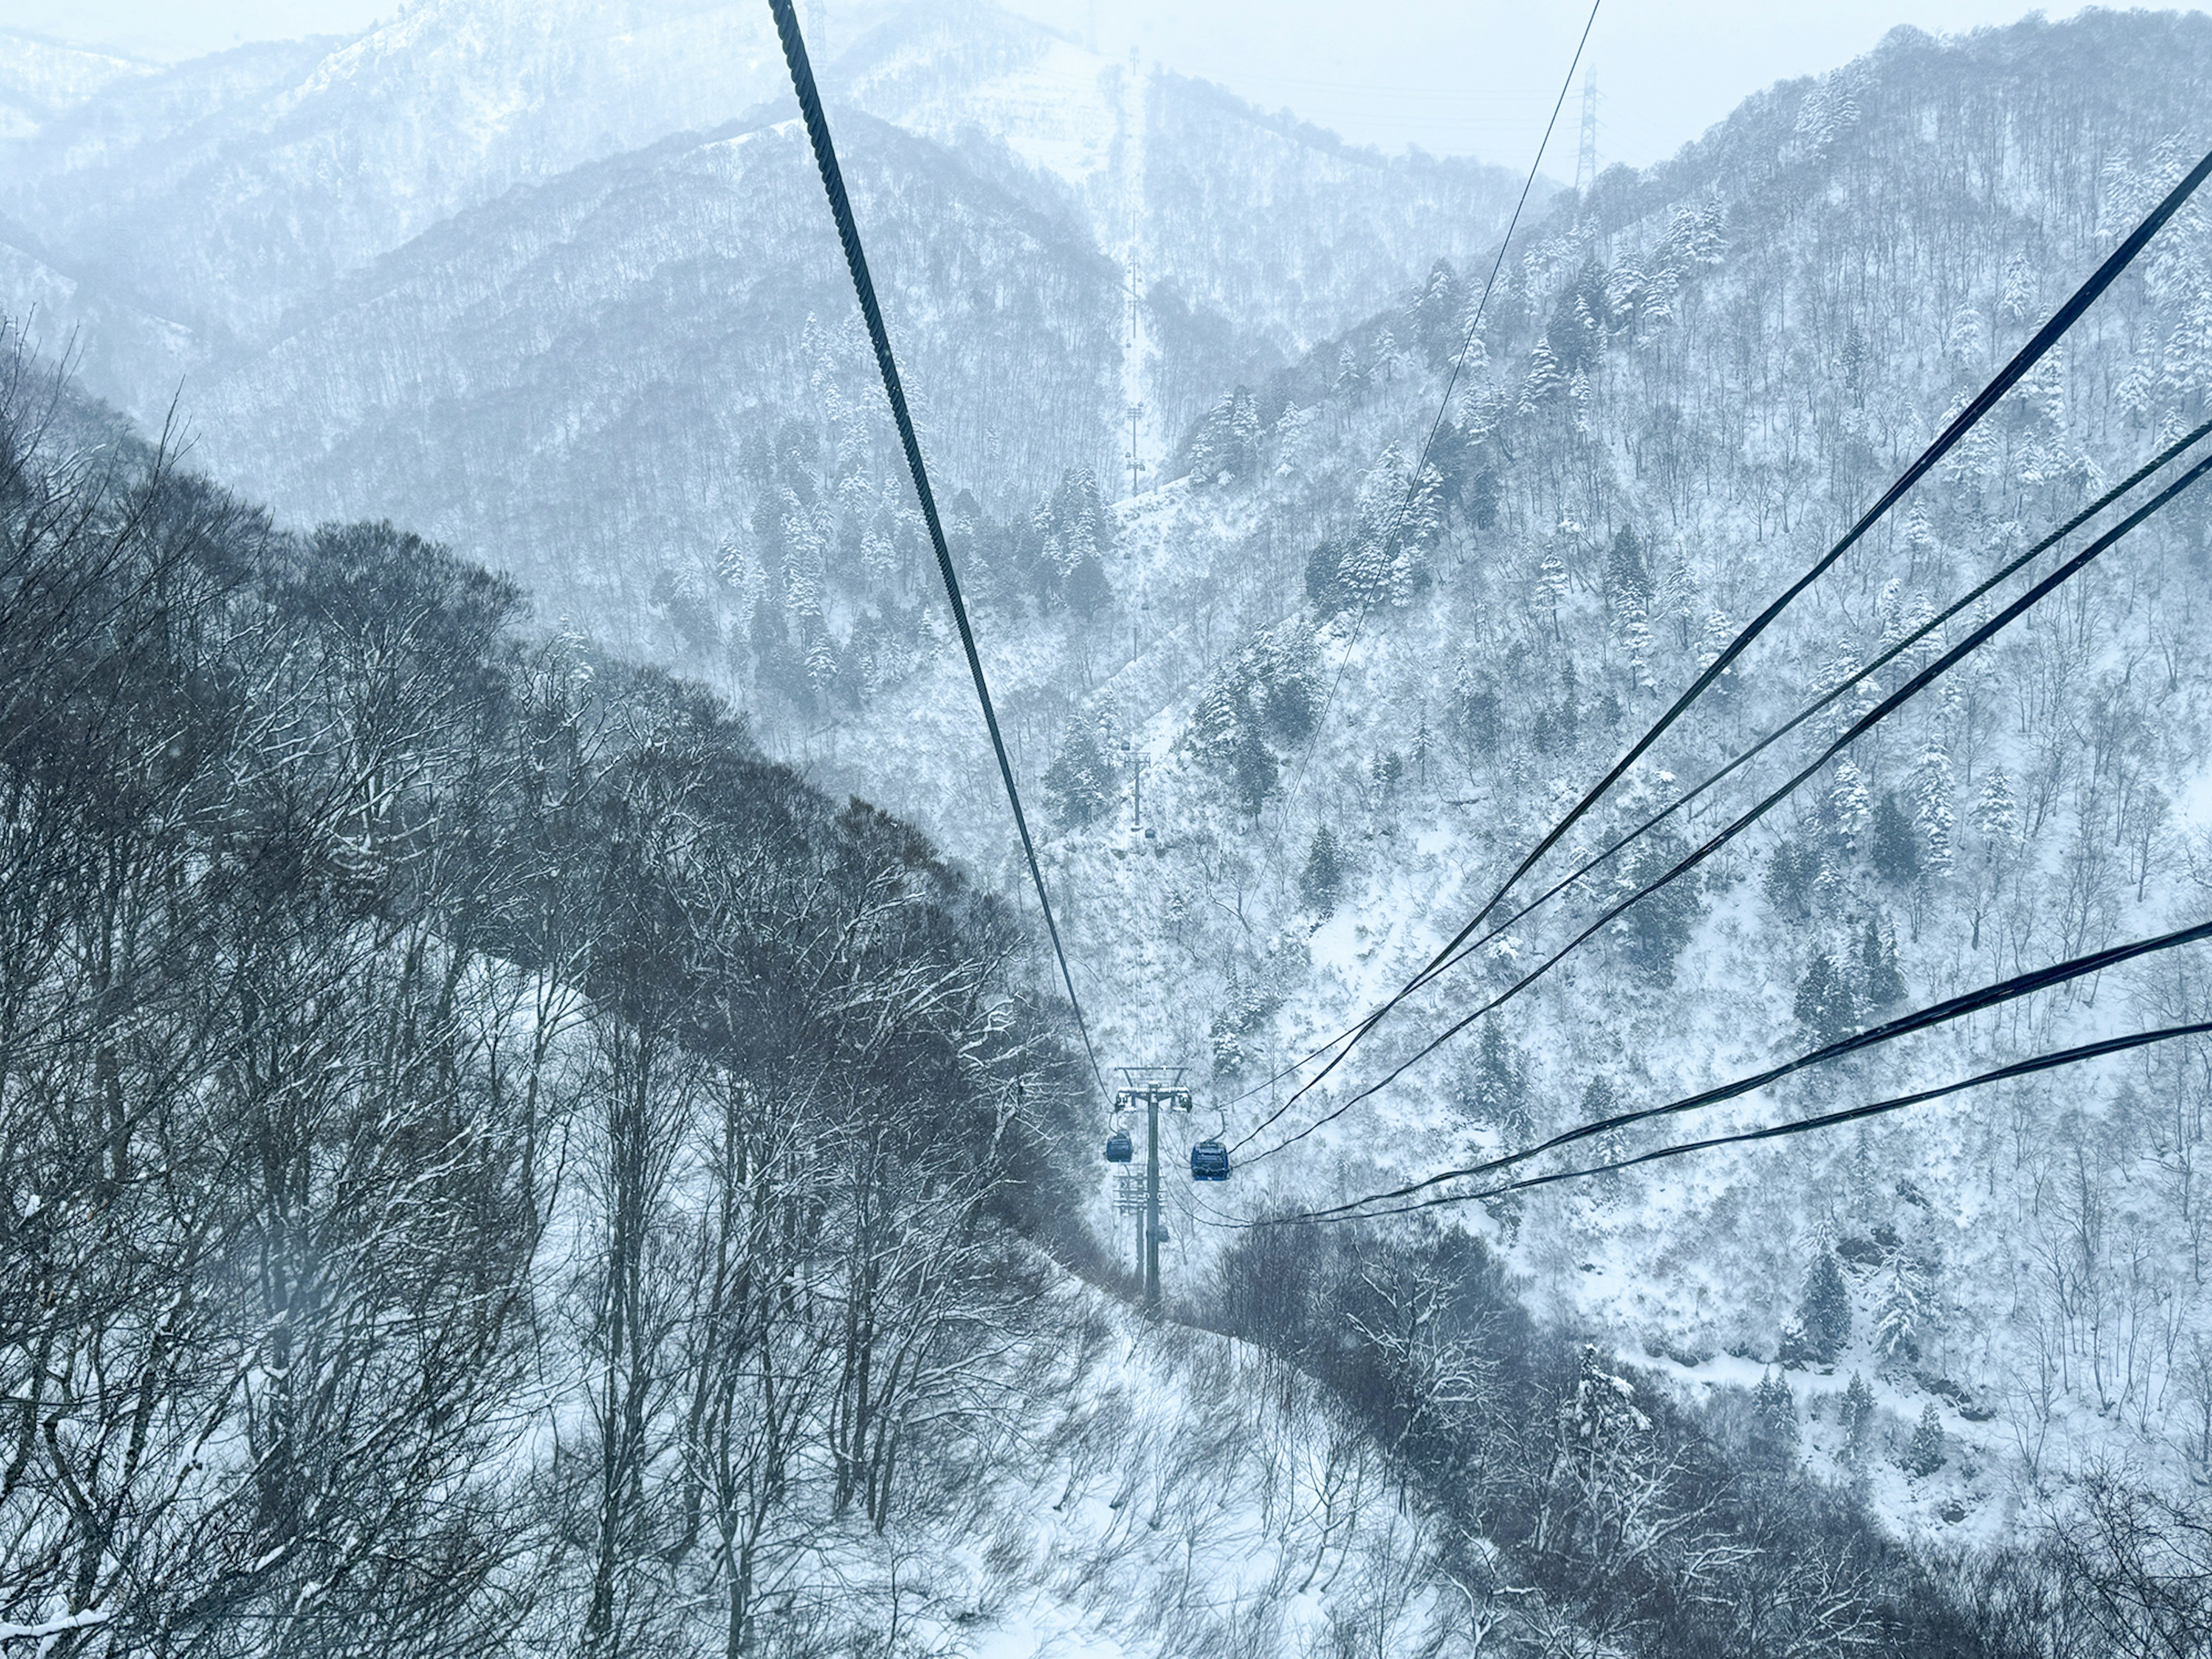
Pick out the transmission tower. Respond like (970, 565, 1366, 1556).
(806, 0, 826, 56)
(1574, 73, 1598, 196)
(1124, 248, 1146, 498)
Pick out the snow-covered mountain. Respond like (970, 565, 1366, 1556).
(0, 28, 155, 142)
(0, 0, 1529, 654)
(13, 0, 2212, 1637)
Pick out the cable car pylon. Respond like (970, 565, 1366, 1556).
(1109, 1067, 1198, 1311)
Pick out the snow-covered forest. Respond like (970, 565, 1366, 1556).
(6, 0, 2212, 1653)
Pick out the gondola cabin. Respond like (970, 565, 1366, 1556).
(1190, 1140, 1230, 1181)
(1104, 1128, 1134, 1163)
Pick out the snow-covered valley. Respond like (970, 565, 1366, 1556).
(5, 2, 2212, 1654)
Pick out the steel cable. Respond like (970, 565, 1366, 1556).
(1244, 448, 2212, 1162)
(1271, 144, 2212, 1107)
(1228, 416, 2212, 1139)
(769, 0, 1104, 1089)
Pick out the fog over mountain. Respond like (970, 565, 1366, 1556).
(4, 4, 2212, 1656)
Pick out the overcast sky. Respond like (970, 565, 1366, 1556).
(14, 0, 2192, 169)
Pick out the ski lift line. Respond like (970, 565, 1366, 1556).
(1246, 1021, 2212, 1228)
(1410, 142, 2212, 992)
(1262, 142, 2212, 1113)
(767, 0, 1105, 1093)
(1224, 415, 2212, 1137)
(1283, 918, 2212, 1224)
(1273, 0, 1604, 825)
(1241, 451, 2212, 1166)
(1376, 416, 2212, 1013)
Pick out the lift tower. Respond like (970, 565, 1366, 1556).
(1114, 1069, 1191, 1311)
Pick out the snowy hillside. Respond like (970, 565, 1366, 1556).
(0, 0, 1526, 469)
(0, 325, 2012, 1659)
(744, 6, 2212, 1555)
(12, 2, 2212, 1653)
(0, 29, 154, 142)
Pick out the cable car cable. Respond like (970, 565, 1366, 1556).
(1267, 143, 2212, 1108)
(1251, 1021, 2212, 1226)
(1242, 449, 2212, 1163)
(768, 0, 1104, 1090)
(1282, 916, 2212, 1222)
(1226, 415, 2212, 1133)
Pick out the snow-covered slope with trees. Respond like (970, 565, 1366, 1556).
(938, 8, 2212, 1546)
(12, 3, 2212, 1652)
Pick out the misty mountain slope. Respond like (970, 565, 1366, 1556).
(0, 1, 824, 347)
(0, 0, 1537, 675)
(178, 109, 1123, 634)
(0, 29, 155, 142)
(838, 3, 1535, 431)
(0, 0, 1526, 448)
(769, 6, 2212, 1543)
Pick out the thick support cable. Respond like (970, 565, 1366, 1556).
(1256, 1022, 2212, 1226)
(1246, 448, 2212, 1162)
(1290, 918, 2212, 1222)
(767, 0, 1103, 1088)
(1228, 416, 2212, 1131)
(1384, 418, 2212, 1004)
(1289, 143, 2212, 1100)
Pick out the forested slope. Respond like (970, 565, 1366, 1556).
(4, 304, 2130, 1659)
(0, 325, 1108, 1653)
(766, 6, 2212, 1559)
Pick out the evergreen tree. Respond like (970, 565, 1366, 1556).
(1873, 1257, 1928, 1366)
(1903, 1402, 1946, 1476)
(1794, 953, 1859, 1045)
(1300, 827, 1346, 915)
(1616, 833, 1702, 984)
(1460, 1021, 1528, 1143)
(1830, 757, 1873, 850)
(1973, 769, 2018, 857)
(1764, 837, 1816, 920)
(1043, 723, 1118, 828)
(1858, 917, 1906, 1011)
(1749, 1370, 1801, 1469)
(1797, 1250, 1853, 1363)
(1370, 749, 1406, 800)
(1870, 791, 1920, 884)
(1841, 1373, 1876, 1466)
(1910, 743, 1957, 873)
(1184, 388, 1262, 483)
(1064, 556, 1112, 620)
(1305, 538, 1350, 611)
(1605, 525, 1653, 613)
(1520, 338, 1567, 412)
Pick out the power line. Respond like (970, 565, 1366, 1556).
(768, 0, 1104, 1090)
(1274, 143, 2212, 1107)
(1228, 415, 2212, 1132)
(1252, 1022, 2212, 1227)
(1274, 0, 1603, 820)
(1214, 0, 1600, 1110)
(1285, 918, 2212, 1223)
(1243, 446, 2212, 1162)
